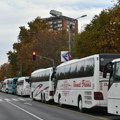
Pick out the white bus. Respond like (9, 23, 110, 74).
(1, 78, 12, 93)
(31, 67, 55, 102)
(16, 76, 30, 96)
(103, 58, 120, 115)
(54, 54, 120, 112)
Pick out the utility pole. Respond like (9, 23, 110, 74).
(68, 15, 87, 59)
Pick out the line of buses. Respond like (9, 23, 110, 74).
(0, 77, 30, 96)
(0, 54, 120, 115)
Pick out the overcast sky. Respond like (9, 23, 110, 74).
(0, 0, 117, 65)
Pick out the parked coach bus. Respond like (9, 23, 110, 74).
(1, 78, 12, 93)
(54, 54, 120, 112)
(31, 67, 55, 102)
(16, 76, 30, 96)
(7, 77, 19, 94)
(103, 58, 120, 115)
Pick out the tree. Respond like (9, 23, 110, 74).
(7, 17, 68, 76)
(73, 1, 120, 58)
(0, 63, 12, 80)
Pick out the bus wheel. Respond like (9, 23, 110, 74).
(44, 94, 47, 103)
(33, 98, 36, 101)
(58, 95, 62, 107)
(78, 98, 84, 112)
(41, 94, 44, 103)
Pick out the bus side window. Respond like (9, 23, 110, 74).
(77, 61, 85, 77)
(59, 67, 65, 80)
(64, 65, 71, 79)
(84, 58, 94, 77)
(70, 63, 77, 78)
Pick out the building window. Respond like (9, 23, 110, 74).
(58, 20, 62, 23)
(58, 28, 62, 30)
(58, 24, 62, 27)
(49, 21, 52, 24)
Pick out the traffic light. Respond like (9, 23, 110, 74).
(32, 51, 36, 61)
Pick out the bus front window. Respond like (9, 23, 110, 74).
(114, 62, 120, 82)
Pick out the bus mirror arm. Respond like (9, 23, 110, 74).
(103, 71, 107, 78)
(51, 72, 56, 81)
(51, 67, 56, 81)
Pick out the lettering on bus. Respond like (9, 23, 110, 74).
(60, 81, 72, 90)
(60, 81, 72, 96)
(82, 80, 91, 87)
(100, 82, 108, 90)
(73, 81, 81, 87)
(104, 83, 108, 86)
(73, 80, 92, 88)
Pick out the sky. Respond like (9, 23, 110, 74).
(0, 0, 117, 66)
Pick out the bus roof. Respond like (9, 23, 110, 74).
(99, 53, 120, 58)
(31, 67, 52, 76)
(112, 58, 120, 63)
(3, 78, 13, 82)
(57, 53, 120, 67)
(17, 76, 30, 81)
(58, 59, 79, 67)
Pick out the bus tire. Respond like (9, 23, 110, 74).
(21, 92, 23, 97)
(44, 94, 47, 103)
(41, 94, 44, 103)
(58, 94, 62, 107)
(78, 96, 85, 112)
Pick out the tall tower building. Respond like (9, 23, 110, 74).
(44, 16, 78, 34)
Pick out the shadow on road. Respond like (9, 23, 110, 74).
(52, 104, 120, 120)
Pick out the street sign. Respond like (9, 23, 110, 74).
(61, 51, 71, 62)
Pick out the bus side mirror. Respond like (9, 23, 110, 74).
(103, 62, 113, 78)
(51, 67, 56, 81)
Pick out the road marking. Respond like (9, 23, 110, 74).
(12, 98, 19, 101)
(7, 101, 44, 120)
(25, 98, 32, 101)
(24, 102, 32, 106)
(19, 98, 26, 101)
(0, 97, 32, 102)
(4, 98, 11, 102)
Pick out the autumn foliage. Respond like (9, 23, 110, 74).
(73, 1, 120, 58)
(6, 17, 68, 77)
(0, 1, 120, 80)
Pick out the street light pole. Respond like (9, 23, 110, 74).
(40, 56, 55, 68)
(68, 15, 87, 59)
(49, 10, 87, 60)
(68, 24, 73, 59)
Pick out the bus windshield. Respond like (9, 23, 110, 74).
(114, 62, 120, 81)
(99, 54, 120, 72)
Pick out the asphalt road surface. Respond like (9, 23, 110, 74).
(0, 92, 120, 120)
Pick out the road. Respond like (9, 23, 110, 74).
(0, 92, 119, 120)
